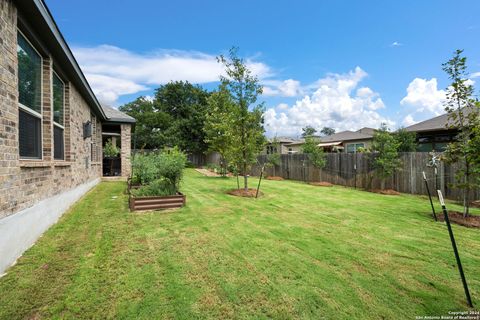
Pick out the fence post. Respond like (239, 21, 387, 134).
(437, 190, 473, 308)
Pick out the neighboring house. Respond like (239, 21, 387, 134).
(284, 139, 305, 154)
(0, 0, 134, 273)
(316, 127, 375, 153)
(263, 137, 301, 154)
(403, 110, 474, 152)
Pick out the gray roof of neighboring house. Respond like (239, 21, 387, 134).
(320, 128, 375, 143)
(404, 107, 476, 133)
(102, 106, 136, 124)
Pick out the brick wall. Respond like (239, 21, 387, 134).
(0, 1, 102, 219)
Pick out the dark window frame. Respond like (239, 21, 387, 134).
(52, 71, 65, 160)
(18, 29, 43, 160)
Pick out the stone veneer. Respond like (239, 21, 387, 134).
(0, 0, 103, 219)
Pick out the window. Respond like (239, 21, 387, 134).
(18, 31, 42, 159)
(346, 143, 365, 153)
(53, 72, 65, 160)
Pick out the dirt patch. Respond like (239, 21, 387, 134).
(310, 181, 333, 187)
(265, 176, 284, 181)
(370, 189, 401, 195)
(437, 211, 480, 228)
(195, 168, 221, 177)
(471, 200, 480, 208)
(227, 188, 262, 198)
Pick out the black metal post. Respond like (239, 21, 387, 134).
(236, 173, 240, 190)
(256, 165, 265, 198)
(423, 171, 437, 221)
(437, 190, 473, 308)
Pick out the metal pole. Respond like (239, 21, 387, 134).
(236, 172, 240, 190)
(437, 190, 473, 308)
(423, 172, 437, 221)
(256, 165, 265, 198)
(434, 167, 439, 197)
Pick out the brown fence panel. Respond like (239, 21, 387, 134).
(253, 152, 479, 200)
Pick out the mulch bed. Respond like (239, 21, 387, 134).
(471, 200, 480, 208)
(370, 189, 401, 195)
(265, 176, 284, 181)
(436, 211, 480, 228)
(227, 188, 262, 198)
(310, 182, 333, 187)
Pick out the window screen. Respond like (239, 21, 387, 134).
(19, 110, 41, 158)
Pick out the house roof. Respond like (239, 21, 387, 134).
(16, 0, 106, 121)
(320, 129, 375, 143)
(102, 105, 136, 124)
(404, 107, 477, 133)
(267, 137, 298, 143)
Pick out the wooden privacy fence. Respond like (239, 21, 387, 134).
(252, 152, 479, 201)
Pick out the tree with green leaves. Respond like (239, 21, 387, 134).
(371, 124, 401, 190)
(394, 128, 417, 152)
(119, 82, 210, 154)
(302, 136, 326, 169)
(204, 86, 236, 176)
(265, 137, 281, 176)
(320, 127, 336, 136)
(155, 81, 210, 154)
(217, 47, 266, 190)
(119, 97, 171, 150)
(441, 49, 480, 217)
(301, 126, 317, 138)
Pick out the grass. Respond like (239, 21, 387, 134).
(0, 169, 479, 319)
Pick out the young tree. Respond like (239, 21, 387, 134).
(103, 138, 120, 176)
(217, 47, 266, 190)
(265, 137, 281, 176)
(204, 86, 236, 176)
(302, 136, 326, 169)
(442, 49, 480, 217)
(320, 126, 336, 136)
(301, 126, 317, 138)
(371, 124, 401, 190)
(394, 128, 417, 152)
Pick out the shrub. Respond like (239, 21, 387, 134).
(131, 179, 177, 197)
(131, 153, 158, 185)
(130, 147, 187, 196)
(157, 148, 187, 191)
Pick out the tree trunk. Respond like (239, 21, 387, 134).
(381, 178, 385, 190)
(109, 158, 114, 176)
(243, 161, 248, 191)
(464, 161, 470, 218)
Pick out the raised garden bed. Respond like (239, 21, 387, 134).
(129, 193, 186, 211)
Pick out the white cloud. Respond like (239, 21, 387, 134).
(263, 79, 303, 97)
(73, 45, 271, 105)
(471, 72, 480, 79)
(400, 78, 446, 115)
(264, 67, 392, 137)
(402, 114, 417, 126)
(390, 41, 403, 47)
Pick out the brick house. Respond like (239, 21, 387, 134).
(0, 0, 134, 273)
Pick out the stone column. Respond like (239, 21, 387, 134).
(120, 124, 131, 177)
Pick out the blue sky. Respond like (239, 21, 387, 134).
(46, 0, 480, 137)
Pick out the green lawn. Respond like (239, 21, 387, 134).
(1, 169, 479, 319)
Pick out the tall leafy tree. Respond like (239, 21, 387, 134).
(302, 126, 317, 138)
(372, 124, 401, 190)
(217, 47, 266, 190)
(155, 81, 210, 154)
(394, 128, 417, 152)
(119, 97, 171, 149)
(320, 127, 336, 136)
(441, 49, 480, 217)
